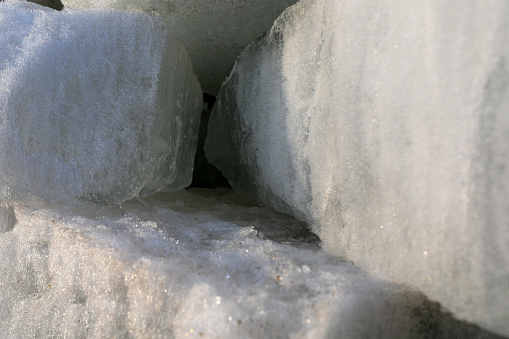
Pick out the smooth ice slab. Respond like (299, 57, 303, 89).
(205, 0, 509, 336)
(0, 190, 500, 338)
(61, 0, 298, 94)
(0, 1, 202, 205)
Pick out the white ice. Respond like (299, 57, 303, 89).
(205, 0, 509, 336)
(60, 0, 299, 95)
(0, 1, 202, 205)
(0, 189, 495, 338)
(1, 0, 508, 337)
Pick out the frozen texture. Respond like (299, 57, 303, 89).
(205, 0, 509, 336)
(60, 0, 298, 94)
(0, 190, 500, 338)
(0, 2, 202, 205)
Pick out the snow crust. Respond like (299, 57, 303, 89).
(0, 2, 202, 205)
(205, 0, 509, 336)
(0, 189, 499, 338)
(60, 0, 298, 94)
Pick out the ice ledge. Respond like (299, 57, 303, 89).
(0, 190, 502, 338)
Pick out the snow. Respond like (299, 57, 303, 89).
(205, 0, 509, 336)
(0, 189, 498, 338)
(0, 1, 202, 205)
(60, 0, 299, 95)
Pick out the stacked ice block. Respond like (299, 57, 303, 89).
(61, 0, 299, 94)
(205, 0, 509, 336)
(0, 1, 202, 205)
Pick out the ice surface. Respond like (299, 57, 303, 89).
(0, 1, 202, 205)
(205, 0, 509, 336)
(60, 0, 298, 95)
(0, 190, 500, 338)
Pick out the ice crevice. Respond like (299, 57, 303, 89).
(0, 0, 508, 338)
(0, 0, 63, 10)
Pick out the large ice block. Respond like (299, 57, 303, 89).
(0, 192, 499, 338)
(0, 1, 202, 205)
(205, 0, 509, 335)
(60, 0, 298, 95)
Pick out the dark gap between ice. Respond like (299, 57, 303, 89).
(189, 93, 232, 189)
(0, 0, 65, 10)
(186, 93, 320, 245)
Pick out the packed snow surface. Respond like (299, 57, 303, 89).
(0, 1, 202, 205)
(0, 189, 501, 338)
(205, 0, 509, 336)
(60, 0, 298, 94)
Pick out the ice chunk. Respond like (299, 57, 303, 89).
(0, 190, 500, 338)
(205, 0, 509, 336)
(60, 0, 298, 95)
(0, 2, 202, 205)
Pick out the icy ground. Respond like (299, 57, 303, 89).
(0, 189, 502, 338)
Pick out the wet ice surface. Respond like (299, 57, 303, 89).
(0, 189, 502, 338)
